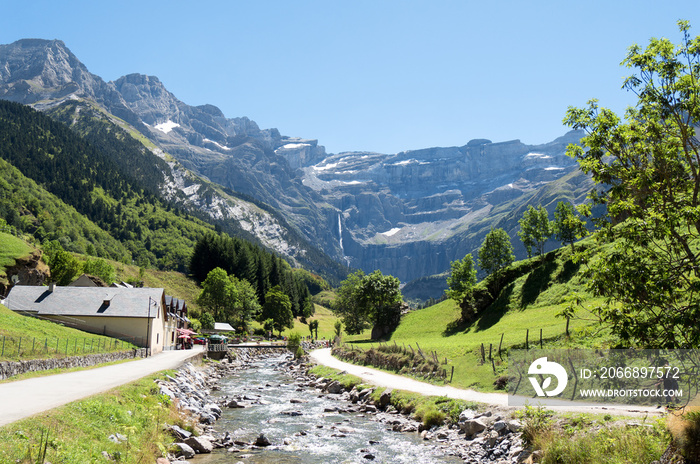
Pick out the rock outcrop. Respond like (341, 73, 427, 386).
(0, 250, 50, 297)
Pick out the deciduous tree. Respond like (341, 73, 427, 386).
(552, 201, 588, 251)
(518, 205, 552, 258)
(259, 285, 294, 336)
(478, 228, 515, 276)
(563, 20, 700, 348)
(446, 253, 477, 321)
(333, 270, 403, 337)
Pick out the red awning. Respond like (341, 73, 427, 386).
(176, 328, 196, 335)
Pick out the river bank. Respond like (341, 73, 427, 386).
(156, 348, 529, 464)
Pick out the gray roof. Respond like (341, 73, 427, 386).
(214, 322, 235, 331)
(5, 286, 165, 318)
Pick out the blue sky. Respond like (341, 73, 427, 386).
(2, 1, 699, 154)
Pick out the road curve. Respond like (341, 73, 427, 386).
(0, 347, 204, 427)
(309, 348, 664, 417)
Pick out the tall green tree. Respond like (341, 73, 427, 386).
(446, 253, 478, 323)
(229, 276, 261, 332)
(196, 267, 238, 323)
(518, 205, 552, 258)
(333, 270, 367, 335)
(563, 20, 700, 348)
(552, 201, 588, 251)
(333, 270, 403, 337)
(478, 228, 515, 276)
(259, 285, 294, 336)
(308, 319, 319, 339)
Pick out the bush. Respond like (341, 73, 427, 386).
(421, 408, 446, 428)
(287, 332, 302, 358)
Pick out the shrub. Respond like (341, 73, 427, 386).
(287, 332, 302, 358)
(421, 408, 446, 428)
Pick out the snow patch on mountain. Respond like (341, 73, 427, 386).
(154, 120, 180, 134)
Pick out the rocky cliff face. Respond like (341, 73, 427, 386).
(299, 132, 585, 281)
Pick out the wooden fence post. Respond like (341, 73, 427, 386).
(488, 343, 492, 361)
(450, 366, 454, 383)
(498, 333, 504, 360)
(539, 328, 543, 349)
(480, 343, 485, 364)
(525, 329, 529, 350)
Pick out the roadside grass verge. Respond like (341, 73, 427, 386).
(0, 371, 192, 464)
(516, 405, 669, 463)
(308, 364, 482, 427)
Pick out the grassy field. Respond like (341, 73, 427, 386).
(0, 304, 137, 362)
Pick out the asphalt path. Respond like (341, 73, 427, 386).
(309, 348, 664, 417)
(0, 347, 204, 427)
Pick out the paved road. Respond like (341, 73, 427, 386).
(309, 348, 664, 417)
(0, 347, 204, 427)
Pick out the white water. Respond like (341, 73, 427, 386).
(190, 355, 462, 464)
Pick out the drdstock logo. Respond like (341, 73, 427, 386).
(528, 356, 568, 397)
(509, 349, 695, 407)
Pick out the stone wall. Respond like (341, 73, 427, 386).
(0, 348, 148, 380)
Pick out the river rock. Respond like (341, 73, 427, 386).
(493, 420, 507, 433)
(326, 380, 343, 393)
(378, 389, 392, 408)
(184, 436, 213, 454)
(507, 419, 523, 433)
(170, 425, 192, 440)
(459, 408, 477, 422)
(173, 443, 196, 458)
(460, 418, 487, 437)
(255, 433, 271, 447)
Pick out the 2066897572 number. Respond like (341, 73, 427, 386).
(598, 366, 680, 379)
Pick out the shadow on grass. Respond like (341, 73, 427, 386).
(557, 258, 581, 283)
(520, 258, 558, 308)
(475, 281, 516, 331)
(442, 282, 517, 336)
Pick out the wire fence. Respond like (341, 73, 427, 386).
(0, 335, 140, 360)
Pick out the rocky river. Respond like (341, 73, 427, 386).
(155, 349, 528, 464)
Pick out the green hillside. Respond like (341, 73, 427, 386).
(342, 238, 609, 391)
(0, 99, 217, 270)
(0, 157, 131, 260)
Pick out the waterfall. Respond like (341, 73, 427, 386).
(338, 214, 351, 267)
(338, 213, 344, 255)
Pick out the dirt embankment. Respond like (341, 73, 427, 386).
(1, 250, 50, 297)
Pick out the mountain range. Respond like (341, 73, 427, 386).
(0, 38, 591, 298)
